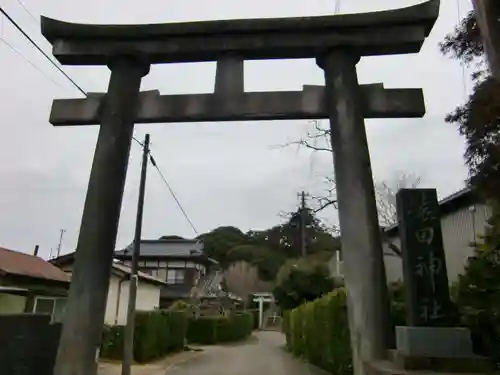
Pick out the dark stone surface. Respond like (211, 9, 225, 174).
(53, 57, 149, 375)
(0, 314, 61, 375)
(40, 1, 439, 64)
(396, 188, 453, 327)
(319, 50, 390, 362)
(49, 87, 425, 126)
(387, 349, 494, 373)
(41, 1, 438, 41)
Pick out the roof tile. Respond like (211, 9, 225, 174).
(0, 247, 70, 283)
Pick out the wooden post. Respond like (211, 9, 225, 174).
(122, 134, 150, 375)
(53, 56, 149, 375)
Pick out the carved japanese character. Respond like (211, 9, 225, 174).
(416, 227, 434, 244)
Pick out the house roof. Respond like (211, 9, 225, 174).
(384, 186, 480, 238)
(49, 253, 166, 286)
(114, 239, 218, 264)
(116, 239, 203, 257)
(0, 247, 70, 283)
(111, 262, 166, 286)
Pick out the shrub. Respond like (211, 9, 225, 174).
(248, 309, 260, 330)
(186, 312, 253, 344)
(100, 325, 125, 360)
(168, 300, 192, 311)
(282, 288, 352, 375)
(100, 310, 187, 363)
(273, 261, 335, 310)
(455, 216, 500, 366)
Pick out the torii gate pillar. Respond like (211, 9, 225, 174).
(318, 51, 390, 367)
(53, 56, 150, 375)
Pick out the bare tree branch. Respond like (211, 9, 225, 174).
(281, 121, 422, 257)
(275, 119, 333, 153)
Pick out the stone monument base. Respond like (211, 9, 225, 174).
(387, 349, 493, 373)
(396, 326, 475, 358)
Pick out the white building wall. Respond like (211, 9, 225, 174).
(383, 202, 492, 284)
(104, 275, 122, 326)
(105, 275, 161, 326)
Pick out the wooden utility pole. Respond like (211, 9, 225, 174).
(298, 191, 308, 257)
(122, 134, 150, 375)
(473, 0, 500, 81)
(56, 229, 66, 257)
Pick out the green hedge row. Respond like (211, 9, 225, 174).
(282, 289, 352, 375)
(249, 309, 260, 330)
(281, 283, 435, 375)
(186, 312, 253, 344)
(100, 310, 187, 363)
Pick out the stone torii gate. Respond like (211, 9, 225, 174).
(40, 1, 440, 374)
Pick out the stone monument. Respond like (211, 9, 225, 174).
(393, 188, 490, 372)
(40, 2, 440, 375)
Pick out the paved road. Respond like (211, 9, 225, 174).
(167, 331, 326, 375)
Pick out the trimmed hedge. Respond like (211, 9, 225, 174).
(283, 289, 352, 375)
(249, 309, 260, 330)
(282, 283, 460, 375)
(186, 312, 253, 344)
(100, 310, 187, 363)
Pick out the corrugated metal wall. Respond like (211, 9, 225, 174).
(383, 203, 492, 284)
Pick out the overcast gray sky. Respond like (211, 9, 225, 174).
(0, 0, 473, 259)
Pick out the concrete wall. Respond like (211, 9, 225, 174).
(0, 293, 27, 314)
(105, 274, 161, 326)
(224, 261, 273, 302)
(383, 202, 492, 284)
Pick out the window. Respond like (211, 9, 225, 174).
(166, 269, 185, 284)
(33, 297, 67, 323)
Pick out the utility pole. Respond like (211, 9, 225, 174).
(56, 229, 66, 257)
(122, 133, 150, 375)
(472, 0, 500, 81)
(298, 191, 308, 257)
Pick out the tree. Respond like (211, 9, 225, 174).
(285, 121, 421, 235)
(375, 172, 421, 228)
(441, 10, 500, 200)
(273, 261, 335, 310)
(441, 13, 500, 363)
(226, 244, 285, 281)
(196, 226, 249, 267)
(159, 235, 186, 240)
(455, 208, 500, 363)
(248, 204, 340, 258)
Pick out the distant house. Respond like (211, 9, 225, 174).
(0, 247, 70, 322)
(50, 253, 166, 325)
(382, 187, 491, 284)
(114, 239, 230, 308)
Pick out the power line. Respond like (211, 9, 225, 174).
(0, 6, 87, 96)
(131, 138, 199, 236)
(132, 136, 144, 148)
(149, 154, 199, 236)
(14, 0, 38, 25)
(0, 35, 66, 90)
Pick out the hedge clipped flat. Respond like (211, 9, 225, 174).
(187, 312, 254, 345)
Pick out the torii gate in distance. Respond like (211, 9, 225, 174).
(40, 1, 440, 374)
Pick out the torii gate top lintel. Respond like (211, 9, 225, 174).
(41, 0, 439, 65)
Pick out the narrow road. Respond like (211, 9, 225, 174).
(167, 331, 326, 375)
